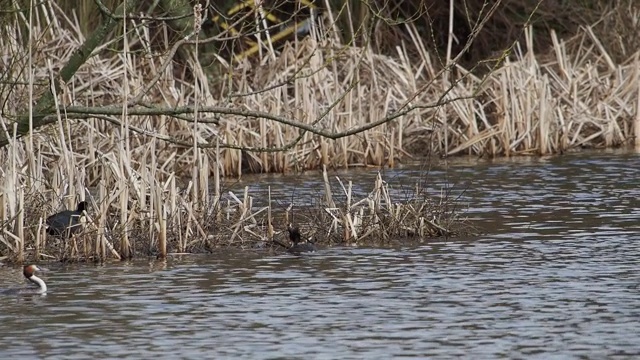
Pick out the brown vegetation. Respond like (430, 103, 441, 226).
(0, 0, 638, 262)
(1, 165, 464, 262)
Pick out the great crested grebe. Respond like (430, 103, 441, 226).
(46, 201, 87, 238)
(287, 224, 317, 255)
(23, 265, 47, 293)
(0, 265, 48, 295)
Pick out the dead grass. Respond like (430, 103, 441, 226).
(0, 165, 464, 262)
(0, 2, 638, 261)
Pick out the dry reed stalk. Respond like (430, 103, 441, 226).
(635, 53, 640, 148)
(26, 0, 36, 189)
(35, 219, 42, 260)
(335, 177, 352, 241)
(174, 185, 184, 252)
(118, 174, 130, 259)
(267, 186, 273, 240)
(322, 165, 335, 208)
(156, 183, 167, 259)
(97, 180, 107, 261)
(285, 203, 292, 225)
(539, 75, 550, 155)
(16, 188, 24, 262)
(0, 192, 4, 234)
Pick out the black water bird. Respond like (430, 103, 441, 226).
(46, 201, 87, 239)
(287, 224, 317, 255)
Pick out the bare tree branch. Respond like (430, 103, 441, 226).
(0, 0, 142, 148)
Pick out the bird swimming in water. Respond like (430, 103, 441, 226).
(46, 201, 87, 238)
(0, 265, 48, 295)
(287, 224, 317, 255)
(23, 265, 47, 293)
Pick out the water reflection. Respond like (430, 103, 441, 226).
(1, 150, 640, 358)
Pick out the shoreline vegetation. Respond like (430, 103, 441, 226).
(3, 165, 467, 263)
(1, 0, 638, 262)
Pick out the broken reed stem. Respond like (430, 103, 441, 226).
(214, 138, 221, 222)
(539, 74, 549, 155)
(345, 180, 354, 241)
(119, 178, 130, 259)
(98, 180, 107, 261)
(322, 165, 335, 208)
(267, 186, 273, 240)
(17, 187, 24, 262)
(156, 183, 167, 259)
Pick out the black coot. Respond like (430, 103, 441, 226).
(46, 201, 87, 238)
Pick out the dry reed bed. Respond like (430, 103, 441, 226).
(444, 29, 640, 156)
(0, 165, 461, 262)
(2, 7, 638, 177)
(0, 5, 636, 261)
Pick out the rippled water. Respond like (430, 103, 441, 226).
(1, 150, 640, 358)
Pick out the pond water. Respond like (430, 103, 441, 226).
(1, 150, 640, 358)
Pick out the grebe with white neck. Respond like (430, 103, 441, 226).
(24, 265, 47, 293)
(0, 265, 48, 295)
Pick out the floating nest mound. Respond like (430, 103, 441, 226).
(1, 169, 471, 263)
